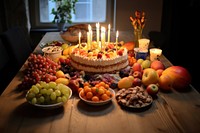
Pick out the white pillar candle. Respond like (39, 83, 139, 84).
(87, 32, 90, 51)
(78, 32, 81, 48)
(101, 27, 106, 50)
(149, 48, 162, 61)
(116, 30, 119, 49)
(88, 24, 92, 50)
(96, 23, 100, 45)
(108, 24, 110, 43)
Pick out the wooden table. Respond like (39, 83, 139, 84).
(1, 32, 200, 133)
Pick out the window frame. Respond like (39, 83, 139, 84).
(29, 0, 115, 30)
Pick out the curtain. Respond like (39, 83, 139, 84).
(0, 0, 30, 35)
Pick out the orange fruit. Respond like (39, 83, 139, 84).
(105, 90, 111, 97)
(91, 96, 99, 102)
(84, 86, 91, 93)
(98, 88, 105, 95)
(101, 94, 110, 101)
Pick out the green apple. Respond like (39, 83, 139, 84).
(142, 68, 159, 86)
(141, 59, 151, 69)
(61, 43, 69, 50)
(137, 58, 144, 64)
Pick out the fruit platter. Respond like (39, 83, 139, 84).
(18, 40, 192, 110)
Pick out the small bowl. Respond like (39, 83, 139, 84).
(136, 51, 148, 60)
(79, 88, 115, 106)
(42, 46, 63, 61)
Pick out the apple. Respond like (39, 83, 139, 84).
(137, 58, 144, 64)
(133, 71, 142, 79)
(141, 59, 151, 69)
(132, 62, 143, 72)
(150, 60, 165, 70)
(158, 74, 173, 91)
(142, 68, 159, 86)
(128, 75, 134, 82)
(162, 66, 191, 90)
(67, 79, 80, 94)
(132, 78, 142, 87)
(146, 84, 159, 95)
(156, 69, 164, 77)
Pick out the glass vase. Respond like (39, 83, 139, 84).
(133, 29, 143, 48)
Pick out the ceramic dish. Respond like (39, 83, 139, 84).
(26, 88, 72, 109)
(79, 88, 115, 106)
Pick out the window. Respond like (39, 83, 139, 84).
(29, 0, 115, 30)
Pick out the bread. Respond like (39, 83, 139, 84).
(60, 24, 88, 44)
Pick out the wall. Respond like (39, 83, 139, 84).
(116, 0, 163, 38)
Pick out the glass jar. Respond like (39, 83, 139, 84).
(133, 29, 143, 48)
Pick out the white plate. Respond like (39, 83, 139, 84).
(26, 88, 72, 109)
(79, 88, 115, 106)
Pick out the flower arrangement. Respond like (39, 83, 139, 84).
(130, 10, 146, 30)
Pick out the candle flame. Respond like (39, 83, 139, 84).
(116, 30, 119, 37)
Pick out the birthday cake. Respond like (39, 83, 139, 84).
(70, 43, 129, 73)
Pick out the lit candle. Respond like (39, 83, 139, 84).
(96, 23, 100, 45)
(78, 32, 81, 48)
(101, 27, 106, 50)
(87, 32, 90, 51)
(108, 24, 110, 43)
(116, 30, 119, 49)
(149, 48, 162, 61)
(88, 24, 92, 50)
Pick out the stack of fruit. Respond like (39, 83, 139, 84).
(117, 58, 192, 97)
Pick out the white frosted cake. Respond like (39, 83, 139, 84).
(70, 43, 129, 73)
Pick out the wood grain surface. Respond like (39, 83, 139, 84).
(1, 32, 200, 133)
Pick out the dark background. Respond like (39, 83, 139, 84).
(161, 0, 200, 91)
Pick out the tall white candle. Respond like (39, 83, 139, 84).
(90, 30, 93, 50)
(88, 24, 92, 50)
(101, 27, 106, 50)
(108, 24, 110, 43)
(78, 32, 81, 48)
(116, 30, 119, 49)
(96, 23, 100, 45)
(87, 32, 90, 51)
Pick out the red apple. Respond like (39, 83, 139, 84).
(133, 71, 142, 79)
(132, 78, 142, 87)
(142, 68, 159, 86)
(162, 66, 191, 90)
(158, 74, 173, 91)
(68, 79, 80, 94)
(146, 84, 159, 96)
(132, 62, 143, 72)
(150, 60, 165, 70)
(156, 69, 164, 77)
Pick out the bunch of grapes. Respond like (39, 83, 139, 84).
(26, 81, 71, 105)
(18, 53, 61, 90)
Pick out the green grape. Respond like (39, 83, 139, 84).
(40, 88, 47, 95)
(62, 96, 68, 102)
(47, 88, 53, 95)
(31, 85, 39, 94)
(44, 95, 51, 104)
(26, 92, 35, 101)
(50, 92, 57, 100)
(31, 97, 37, 104)
(38, 96, 45, 104)
(49, 81, 57, 89)
(57, 97, 62, 103)
(40, 81, 47, 88)
(64, 93, 69, 99)
(55, 90, 61, 96)
(35, 83, 42, 89)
